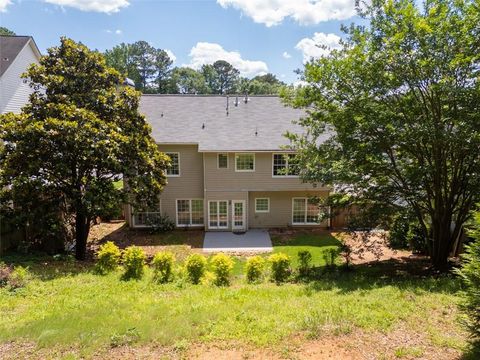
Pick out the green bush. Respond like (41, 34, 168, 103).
(184, 254, 207, 284)
(322, 248, 340, 267)
(389, 212, 410, 249)
(455, 211, 480, 339)
(95, 241, 121, 274)
(147, 214, 176, 233)
(245, 256, 265, 284)
(210, 253, 234, 286)
(152, 251, 176, 283)
(0, 263, 11, 287)
(268, 253, 291, 284)
(122, 246, 146, 280)
(8, 266, 29, 289)
(0, 263, 29, 290)
(298, 250, 313, 276)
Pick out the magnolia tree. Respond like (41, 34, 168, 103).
(0, 38, 168, 260)
(283, 0, 480, 271)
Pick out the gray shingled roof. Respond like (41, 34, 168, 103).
(140, 95, 316, 151)
(0, 36, 31, 77)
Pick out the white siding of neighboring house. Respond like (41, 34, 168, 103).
(0, 41, 39, 114)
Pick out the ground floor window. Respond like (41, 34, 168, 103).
(208, 200, 228, 229)
(292, 198, 322, 225)
(132, 201, 161, 227)
(176, 199, 204, 226)
(255, 198, 270, 213)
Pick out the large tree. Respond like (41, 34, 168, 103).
(0, 38, 168, 260)
(0, 27, 15, 36)
(283, 0, 480, 270)
(153, 49, 173, 94)
(169, 67, 207, 94)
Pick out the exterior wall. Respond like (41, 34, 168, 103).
(203, 152, 328, 192)
(0, 42, 39, 114)
(248, 191, 330, 228)
(156, 144, 204, 225)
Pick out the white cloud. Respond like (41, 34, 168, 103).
(217, 0, 357, 27)
(44, 0, 129, 13)
(165, 49, 176, 63)
(0, 0, 12, 12)
(295, 32, 342, 62)
(185, 42, 268, 77)
(282, 51, 291, 59)
(106, 29, 122, 35)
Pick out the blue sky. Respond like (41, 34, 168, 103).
(0, 0, 360, 83)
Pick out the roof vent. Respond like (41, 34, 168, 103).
(202, 123, 205, 129)
(244, 92, 249, 104)
(2, 57, 9, 62)
(255, 126, 258, 136)
(234, 96, 239, 107)
(226, 95, 229, 116)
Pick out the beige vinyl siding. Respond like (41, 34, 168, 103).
(0, 41, 39, 114)
(204, 152, 329, 192)
(248, 191, 329, 228)
(157, 144, 204, 224)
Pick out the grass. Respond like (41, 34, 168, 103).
(0, 230, 470, 358)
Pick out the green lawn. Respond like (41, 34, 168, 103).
(0, 231, 472, 359)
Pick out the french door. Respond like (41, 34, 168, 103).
(232, 200, 246, 231)
(208, 200, 228, 229)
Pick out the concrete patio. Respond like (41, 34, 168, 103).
(203, 230, 273, 253)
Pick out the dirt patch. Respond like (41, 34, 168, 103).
(87, 221, 204, 258)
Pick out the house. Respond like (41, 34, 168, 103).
(0, 35, 41, 114)
(126, 94, 332, 232)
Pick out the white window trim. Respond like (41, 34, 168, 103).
(208, 200, 229, 229)
(166, 152, 180, 177)
(255, 198, 270, 213)
(291, 197, 319, 225)
(175, 198, 204, 227)
(217, 153, 229, 169)
(235, 153, 255, 172)
(272, 153, 300, 178)
(131, 201, 162, 228)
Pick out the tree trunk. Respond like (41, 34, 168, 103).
(75, 210, 88, 260)
(430, 220, 454, 272)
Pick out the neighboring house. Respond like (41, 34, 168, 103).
(0, 35, 41, 114)
(126, 94, 332, 231)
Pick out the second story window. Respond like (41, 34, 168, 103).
(218, 153, 228, 169)
(235, 153, 255, 172)
(273, 153, 300, 177)
(166, 152, 180, 176)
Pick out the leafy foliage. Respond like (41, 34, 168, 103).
(122, 246, 146, 280)
(152, 251, 176, 284)
(0, 37, 168, 260)
(210, 253, 234, 286)
(0, 263, 29, 290)
(268, 253, 291, 284)
(455, 210, 480, 339)
(283, 0, 480, 270)
(184, 254, 207, 284)
(95, 241, 121, 275)
(0, 27, 15, 36)
(297, 250, 313, 277)
(245, 256, 265, 284)
(322, 248, 340, 268)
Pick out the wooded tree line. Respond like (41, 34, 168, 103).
(104, 41, 285, 95)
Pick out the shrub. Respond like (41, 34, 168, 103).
(389, 212, 410, 249)
(322, 248, 340, 267)
(122, 246, 147, 280)
(184, 254, 207, 284)
(8, 266, 29, 289)
(455, 211, 480, 339)
(268, 253, 291, 284)
(0, 263, 12, 288)
(298, 250, 313, 277)
(245, 256, 265, 284)
(210, 253, 234, 286)
(147, 214, 175, 233)
(95, 241, 121, 274)
(152, 251, 176, 283)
